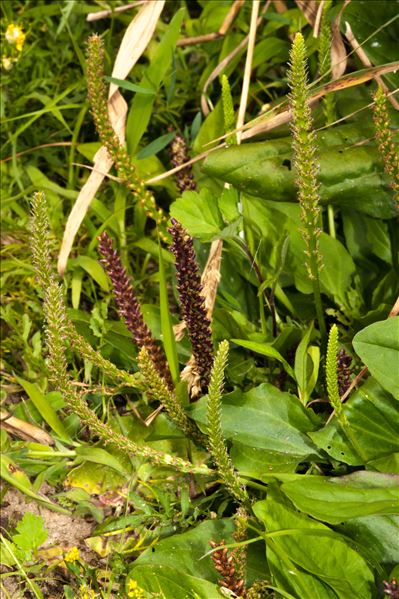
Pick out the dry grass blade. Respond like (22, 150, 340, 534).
(201, 1, 270, 116)
(296, 0, 319, 26)
(330, 0, 349, 78)
(236, 0, 260, 143)
(57, 1, 165, 276)
(344, 21, 399, 109)
(313, 1, 325, 38)
(1, 409, 54, 445)
(86, 1, 145, 22)
(177, 0, 244, 48)
(241, 62, 399, 140)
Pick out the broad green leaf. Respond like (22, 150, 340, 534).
(13, 513, 48, 552)
(202, 123, 397, 218)
(131, 518, 266, 587)
(336, 515, 399, 570)
(218, 186, 240, 223)
(342, 212, 392, 264)
(254, 486, 375, 599)
(16, 377, 71, 443)
(231, 339, 295, 379)
(353, 318, 399, 399)
(289, 228, 356, 307)
(170, 188, 223, 241)
(126, 9, 185, 154)
(281, 471, 399, 524)
(68, 256, 109, 291)
(128, 565, 220, 599)
(132, 519, 234, 581)
(158, 243, 180, 384)
(75, 446, 130, 477)
(265, 541, 337, 599)
(310, 378, 399, 465)
(65, 461, 126, 495)
(368, 453, 399, 474)
(189, 383, 322, 478)
(136, 131, 176, 160)
(104, 77, 155, 95)
(193, 99, 224, 153)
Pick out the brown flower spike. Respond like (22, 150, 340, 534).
(169, 133, 197, 192)
(98, 232, 172, 388)
(168, 219, 213, 391)
(210, 540, 246, 597)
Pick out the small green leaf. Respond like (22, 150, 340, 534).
(170, 188, 223, 241)
(158, 242, 180, 384)
(231, 339, 295, 380)
(16, 377, 71, 442)
(75, 446, 130, 476)
(294, 322, 315, 403)
(353, 318, 399, 399)
(137, 131, 176, 160)
(69, 256, 109, 291)
(104, 76, 156, 95)
(13, 513, 48, 552)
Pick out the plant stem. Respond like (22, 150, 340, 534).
(312, 278, 326, 341)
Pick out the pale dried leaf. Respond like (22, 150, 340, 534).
(1, 409, 54, 445)
(313, 1, 325, 38)
(241, 62, 399, 140)
(331, 3, 348, 79)
(87, 1, 145, 22)
(180, 358, 202, 398)
(58, 1, 165, 276)
(295, 0, 319, 26)
(344, 21, 399, 109)
(218, 0, 245, 35)
(201, 1, 270, 116)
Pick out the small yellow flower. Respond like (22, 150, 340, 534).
(1, 56, 14, 71)
(5, 23, 26, 52)
(64, 546, 80, 562)
(127, 578, 146, 598)
(78, 584, 96, 599)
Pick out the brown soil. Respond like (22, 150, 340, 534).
(1, 486, 96, 599)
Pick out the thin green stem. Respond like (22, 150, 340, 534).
(312, 278, 326, 341)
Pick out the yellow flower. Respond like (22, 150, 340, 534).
(127, 578, 146, 598)
(5, 23, 26, 51)
(64, 546, 80, 562)
(78, 584, 96, 599)
(1, 56, 14, 71)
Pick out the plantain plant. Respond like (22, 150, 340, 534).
(3, 4, 399, 598)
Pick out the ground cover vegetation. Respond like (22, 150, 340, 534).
(1, 1, 398, 598)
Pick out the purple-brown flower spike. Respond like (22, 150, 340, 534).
(169, 133, 197, 192)
(98, 232, 173, 389)
(168, 219, 213, 391)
